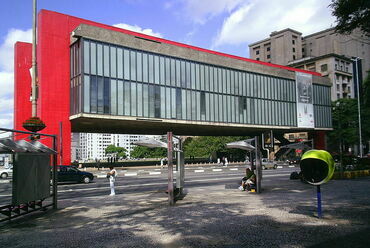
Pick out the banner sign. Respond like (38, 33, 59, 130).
(296, 72, 314, 128)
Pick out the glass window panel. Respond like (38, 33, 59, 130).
(221, 69, 226, 94)
(210, 94, 214, 122)
(160, 87, 166, 118)
(214, 94, 219, 122)
(104, 77, 110, 114)
(191, 63, 196, 89)
(195, 64, 200, 90)
(97, 76, 104, 113)
(205, 66, 209, 91)
(143, 53, 148, 83)
(103, 45, 109, 77)
(230, 70, 235, 95)
(166, 87, 171, 118)
(196, 91, 201, 121)
(165, 57, 170, 85)
(154, 55, 159, 84)
(185, 62, 191, 88)
(171, 88, 176, 119)
(130, 82, 137, 116)
(83, 40, 90, 74)
(124, 81, 130, 115)
(90, 42, 96, 75)
(137, 52, 142, 82)
(200, 64, 204, 91)
(118, 80, 124, 115)
(143, 84, 148, 117)
(130, 51, 136, 81)
(154, 85, 160, 118)
(83, 75, 90, 113)
(191, 91, 196, 120)
(159, 56, 165, 85)
(209, 67, 214, 92)
(110, 47, 116, 78)
(205, 93, 210, 121)
(148, 54, 154, 83)
(180, 61, 186, 88)
(200, 92, 206, 121)
(137, 83, 142, 117)
(228, 95, 232, 122)
(176, 88, 182, 119)
(97, 44, 103, 76)
(225, 70, 230, 94)
(214, 68, 218, 93)
(110, 79, 117, 115)
(170, 58, 176, 86)
(235, 96, 239, 123)
(187, 90, 191, 120)
(148, 85, 155, 118)
(117, 48, 123, 79)
(124, 49, 130, 80)
(181, 89, 186, 119)
(223, 95, 228, 122)
(176, 60, 181, 87)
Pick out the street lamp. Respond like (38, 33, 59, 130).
(351, 57, 363, 157)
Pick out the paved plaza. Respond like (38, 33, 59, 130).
(0, 175, 369, 247)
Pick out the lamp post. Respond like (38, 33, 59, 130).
(335, 101, 344, 175)
(352, 57, 363, 157)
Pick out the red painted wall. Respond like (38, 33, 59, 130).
(14, 42, 32, 141)
(15, 9, 322, 165)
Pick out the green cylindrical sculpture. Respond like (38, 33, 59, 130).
(300, 150, 335, 185)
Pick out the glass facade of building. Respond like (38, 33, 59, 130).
(70, 38, 332, 128)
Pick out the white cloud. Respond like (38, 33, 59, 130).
(212, 0, 336, 51)
(178, 0, 244, 24)
(0, 28, 31, 129)
(113, 23, 162, 38)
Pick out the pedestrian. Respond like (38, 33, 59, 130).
(107, 165, 117, 196)
(224, 157, 228, 167)
(217, 158, 220, 165)
(239, 168, 256, 191)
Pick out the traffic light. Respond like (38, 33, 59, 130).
(300, 150, 334, 185)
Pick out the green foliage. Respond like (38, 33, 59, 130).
(183, 136, 250, 159)
(130, 146, 166, 159)
(105, 144, 127, 159)
(329, 0, 370, 36)
(328, 98, 360, 151)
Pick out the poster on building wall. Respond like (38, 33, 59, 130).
(296, 72, 315, 128)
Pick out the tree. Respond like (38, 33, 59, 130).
(130, 146, 166, 159)
(105, 144, 127, 159)
(329, 0, 370, 36)
(327, 98, 360, 152)
(183, 136, 250, 160)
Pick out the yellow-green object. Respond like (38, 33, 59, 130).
(300, 150, 335, 185)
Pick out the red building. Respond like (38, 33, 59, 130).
(14, 10, 328, 164)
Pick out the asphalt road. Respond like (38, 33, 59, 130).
(0, 166, 297, 204)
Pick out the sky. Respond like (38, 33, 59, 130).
(0, 0, 336, 133)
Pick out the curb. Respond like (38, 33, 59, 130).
(332, 169, 370, 179)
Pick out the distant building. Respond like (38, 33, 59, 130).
(71, 133, 162, 161)
(249, 28, 370, 101)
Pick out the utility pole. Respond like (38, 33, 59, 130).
(31, 0, 38, 117)
(352, 57, 363, 157)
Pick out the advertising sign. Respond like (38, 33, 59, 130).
(296, 72, 314, 128)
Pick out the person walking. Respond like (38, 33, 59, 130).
(107, 166, 117, 196)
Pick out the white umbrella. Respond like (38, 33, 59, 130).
(226, 140, 255, 151)
(133, 138, 167, 149)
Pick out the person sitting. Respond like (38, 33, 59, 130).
(239, 168, 256, 191)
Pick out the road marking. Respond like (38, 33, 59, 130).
(277, 166, 283, 168)
(97, 175, 106, 179)
(194, 170, 204, 173)
(149, 171, 161, 175)
(212, 169, 222, 172)
(288, 165, 295, 168)
(124, 173, 138, 176)
(229, 168, 238, 171)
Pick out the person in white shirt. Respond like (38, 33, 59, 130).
(107, 166, 117, 196)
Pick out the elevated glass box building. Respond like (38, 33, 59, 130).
(14, 10, 332, 164)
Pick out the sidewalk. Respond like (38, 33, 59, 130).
(1, 177, 369, 247)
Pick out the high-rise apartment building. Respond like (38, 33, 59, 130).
(249, 28, 370, 101)
(71, 133, 162, 161)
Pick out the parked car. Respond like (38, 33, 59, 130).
(55, 165, 94, 184)
(0, 167, 12, 179)
(261, 158, 277, 170)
